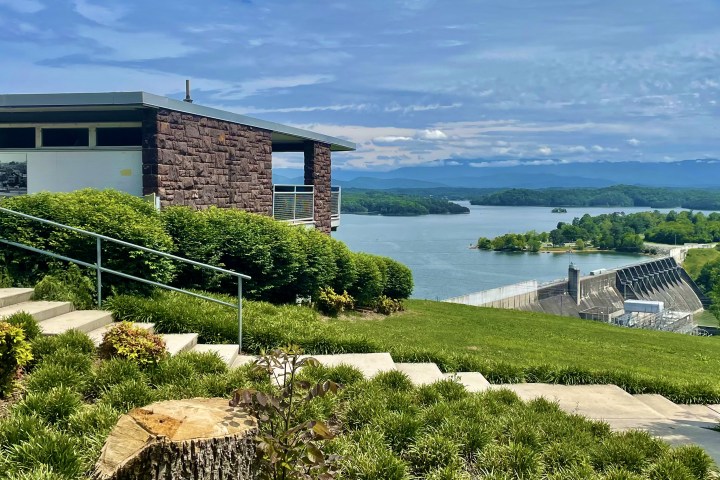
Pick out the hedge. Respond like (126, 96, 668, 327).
(0, 190, 175, 293)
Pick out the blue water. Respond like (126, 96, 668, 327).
(333, 204, 660, 300)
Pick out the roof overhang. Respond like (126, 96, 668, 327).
(0, 92, 356, 152)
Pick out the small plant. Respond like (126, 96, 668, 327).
(3, 312, 41, 342)
(99, 379, 155, 412)
(373, 295, 404, 315)
(230, 345, 342, 480)
(0, 322, 32, 398)
(32, 265, 96, 310)
(316, 287, 354, 316)
(14, 386, 82, 426)
(98, 322, 167, 366)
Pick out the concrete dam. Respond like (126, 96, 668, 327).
(445, 257, 710, 332)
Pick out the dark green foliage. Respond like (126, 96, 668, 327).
(645, 457, 695, 480)
(32, 265, 95, 310)
(14, 387, 82, 426)
(342, 191, 469, 216)
(4, 429, 84, 479)
(404, 433, 461, 474)
(0, 189, 175, 292)
(298, 363, 364, 388)
(4, 312, 41, 341)
(99, 379, 155, 413)
(65, 403, 120, 439)
(371, 370, 415, 392)
(381, 258, 414, 299)
(0, 322, 32, 398)
(348, 253, 384, 306)
(331, 427, 410, 480)
(89, 357, 147, 398)
(178, 350, 228, 375)
(25, 363, 87, 395)
(665, 445, 714, 480)
(316, 287, 354, 316)
(30, 330, 95, 366)
(0, 415, 49, 448)
(373, 295, 405, 315)
(591, 430, 667, 473)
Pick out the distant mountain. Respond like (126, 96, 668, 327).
(335, 177, 448, 189)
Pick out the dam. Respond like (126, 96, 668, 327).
(445, 256, 712, 334)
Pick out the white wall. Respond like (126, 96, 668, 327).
(25, 150, 142, 196)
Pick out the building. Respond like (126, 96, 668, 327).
(0, 92, 355, 232)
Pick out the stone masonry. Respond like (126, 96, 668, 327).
(304, 142, 332, 233)
(142, 109, 273, 214)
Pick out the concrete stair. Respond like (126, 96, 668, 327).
(190, 344, 240, 366)
(161, 333, 199, 356)
(395, 362, 445, 385)
(0, 300, 74, 322)
(445, 372, 491, 392)
(0, 288, 34, 307)
(40, 310, 114, 335)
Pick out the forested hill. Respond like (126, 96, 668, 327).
(469, 185, 720, 210)
(341, 191, 469, 216)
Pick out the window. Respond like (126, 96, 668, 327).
(42, 128, 89, 147)
(0, 128, 35, 148)
(96, 127, 142, 147)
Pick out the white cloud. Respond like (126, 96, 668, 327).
(626, 138, 641, 147)
(374, 136, 414, 143)
(420, 129, 447, 140)
(591, 145, 605, 152)
(73, 0, 126, 25)
(384, 102, 462, 113)
(236, 104, 368, 114)
(0, 0, 44, 13)
(77, 26, 196, 61)
(538, 146, 552, 155)
(567, 145, 588, 153)
(213, 74, 335, 100)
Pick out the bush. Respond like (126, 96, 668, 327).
(4, 429, 84, 478)
(373, 295, 405, 315)
(65, 403, 120, 438)
(349, 253, 384, 307)
(29, 330, 95, 367)
(3, 312, 41, 342)
(0, 189, 176, 293)
(25, 363, 87, 395)
(381, 257, 414, 299)
(32, 265, 95, 310)
(405, 433, 461, 474)
(0, 415, 50, 448)
(14, 387, 82, 426)
(90, 357, 147, 398)
(316, 287, 354, 316)
(98, 322, 167, 366)
(0, 322, 32, 398)
(99, 379, 155, 412)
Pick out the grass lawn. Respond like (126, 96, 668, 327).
(337, 300, 720, 386)
(683, 248, 720, 279)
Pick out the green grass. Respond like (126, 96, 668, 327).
(683, 248, 720, 280)
(337, 300, 720, 393)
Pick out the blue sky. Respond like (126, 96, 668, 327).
(0, 0, 718, 171)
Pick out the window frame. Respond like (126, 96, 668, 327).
(0, 123, 143, 151)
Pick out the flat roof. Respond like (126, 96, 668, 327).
(0, 91, 355, 152)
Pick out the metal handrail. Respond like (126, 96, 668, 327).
(0, 206, 251, 351)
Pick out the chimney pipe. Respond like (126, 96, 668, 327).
(184, 79, 193, 103)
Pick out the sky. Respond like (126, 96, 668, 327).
(0, 0, 719, 171)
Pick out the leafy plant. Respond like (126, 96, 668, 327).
(3, 312, 41, 342)
(230, 346, 342, 480)
(316, 287, 354, 316)
(98, 322, 167, 366)
(373, 295, 405, 315)
(0, 322, 32, 398)
(32, 265, 96, 310)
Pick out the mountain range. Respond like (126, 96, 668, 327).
(274, 159, 720, 190)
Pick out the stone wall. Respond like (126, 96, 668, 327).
(142, 109, 273, 213)
(304, 142, 332, 233)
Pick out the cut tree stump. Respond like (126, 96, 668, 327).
(92, 397, 257, 480)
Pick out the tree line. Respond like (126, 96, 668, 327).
(469, 185, 720, 210)
(478, 210, 720, 253)
(341, 191, 469, 216)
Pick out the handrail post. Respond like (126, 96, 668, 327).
(238, 277, 243, 353)
(96, 237, 102, 308)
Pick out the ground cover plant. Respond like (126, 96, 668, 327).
(107, 290, 720, 404)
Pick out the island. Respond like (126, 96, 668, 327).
(552, 207, 567, 213)
(341, 191, 470, 216)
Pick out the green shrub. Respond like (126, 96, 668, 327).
(0, 414, 50, 448)
(425, 466, 471, 480)
(90, 357, 147, 398)
(0, 189, 176, 292)
(0, 322, 32, 398)
(32, 265, 95, 310)
(405, 433, 461, 474)
(65, 403, 120, 438)
(298, 363, 364, 387)
(381, 257, 414, 299)
(162, 206, 305, 302)
(15, 387, 82, 426)
(98, 322, 167, 366)
(4, 429, 83, 478)
(3, 465, 68, 480)
(380, 411, 422, 453)
(329, 240, 357, 293)
(176, 351, 228, 375)
(332, 427, 410, 480)
(349, 253, 384, 307)
(591, 430, 667, 473)
(316, 287, 354, 316)
(99, 379, 155, 412)
(373, 295, 405, 315)
(477, 441, 541, 478)
(292, 228, 338, 298)
(371, 370, 415, 392)
(645, 457, 695, 480)
(3, 312, 41, 342)
(30, 330, 95, 366)
(149, 355, 197, 387)
(25, 364, 87, 395)
(665, 445, 714, 480)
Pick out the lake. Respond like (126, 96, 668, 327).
(333, 204, 661, 300)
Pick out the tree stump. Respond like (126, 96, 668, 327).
(92, 397, 257, 480)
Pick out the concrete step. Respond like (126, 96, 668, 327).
(0, 301, 73, 322)
(87, 322, 155, 346)
(232, 355, 258, 369)
(309, 353, 396, 378)
(190, 344, 240, 367)
(161, 333, 199, 356)
(395, 363, 445, 385)
(633, 394, 692, 419)
(678, 404, 720, 425)
(39, 310, 113, 335)
(445, 372, 491, 392)
(0, 288, 34, 308)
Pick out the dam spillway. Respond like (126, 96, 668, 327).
(445, 256, 709, 331)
